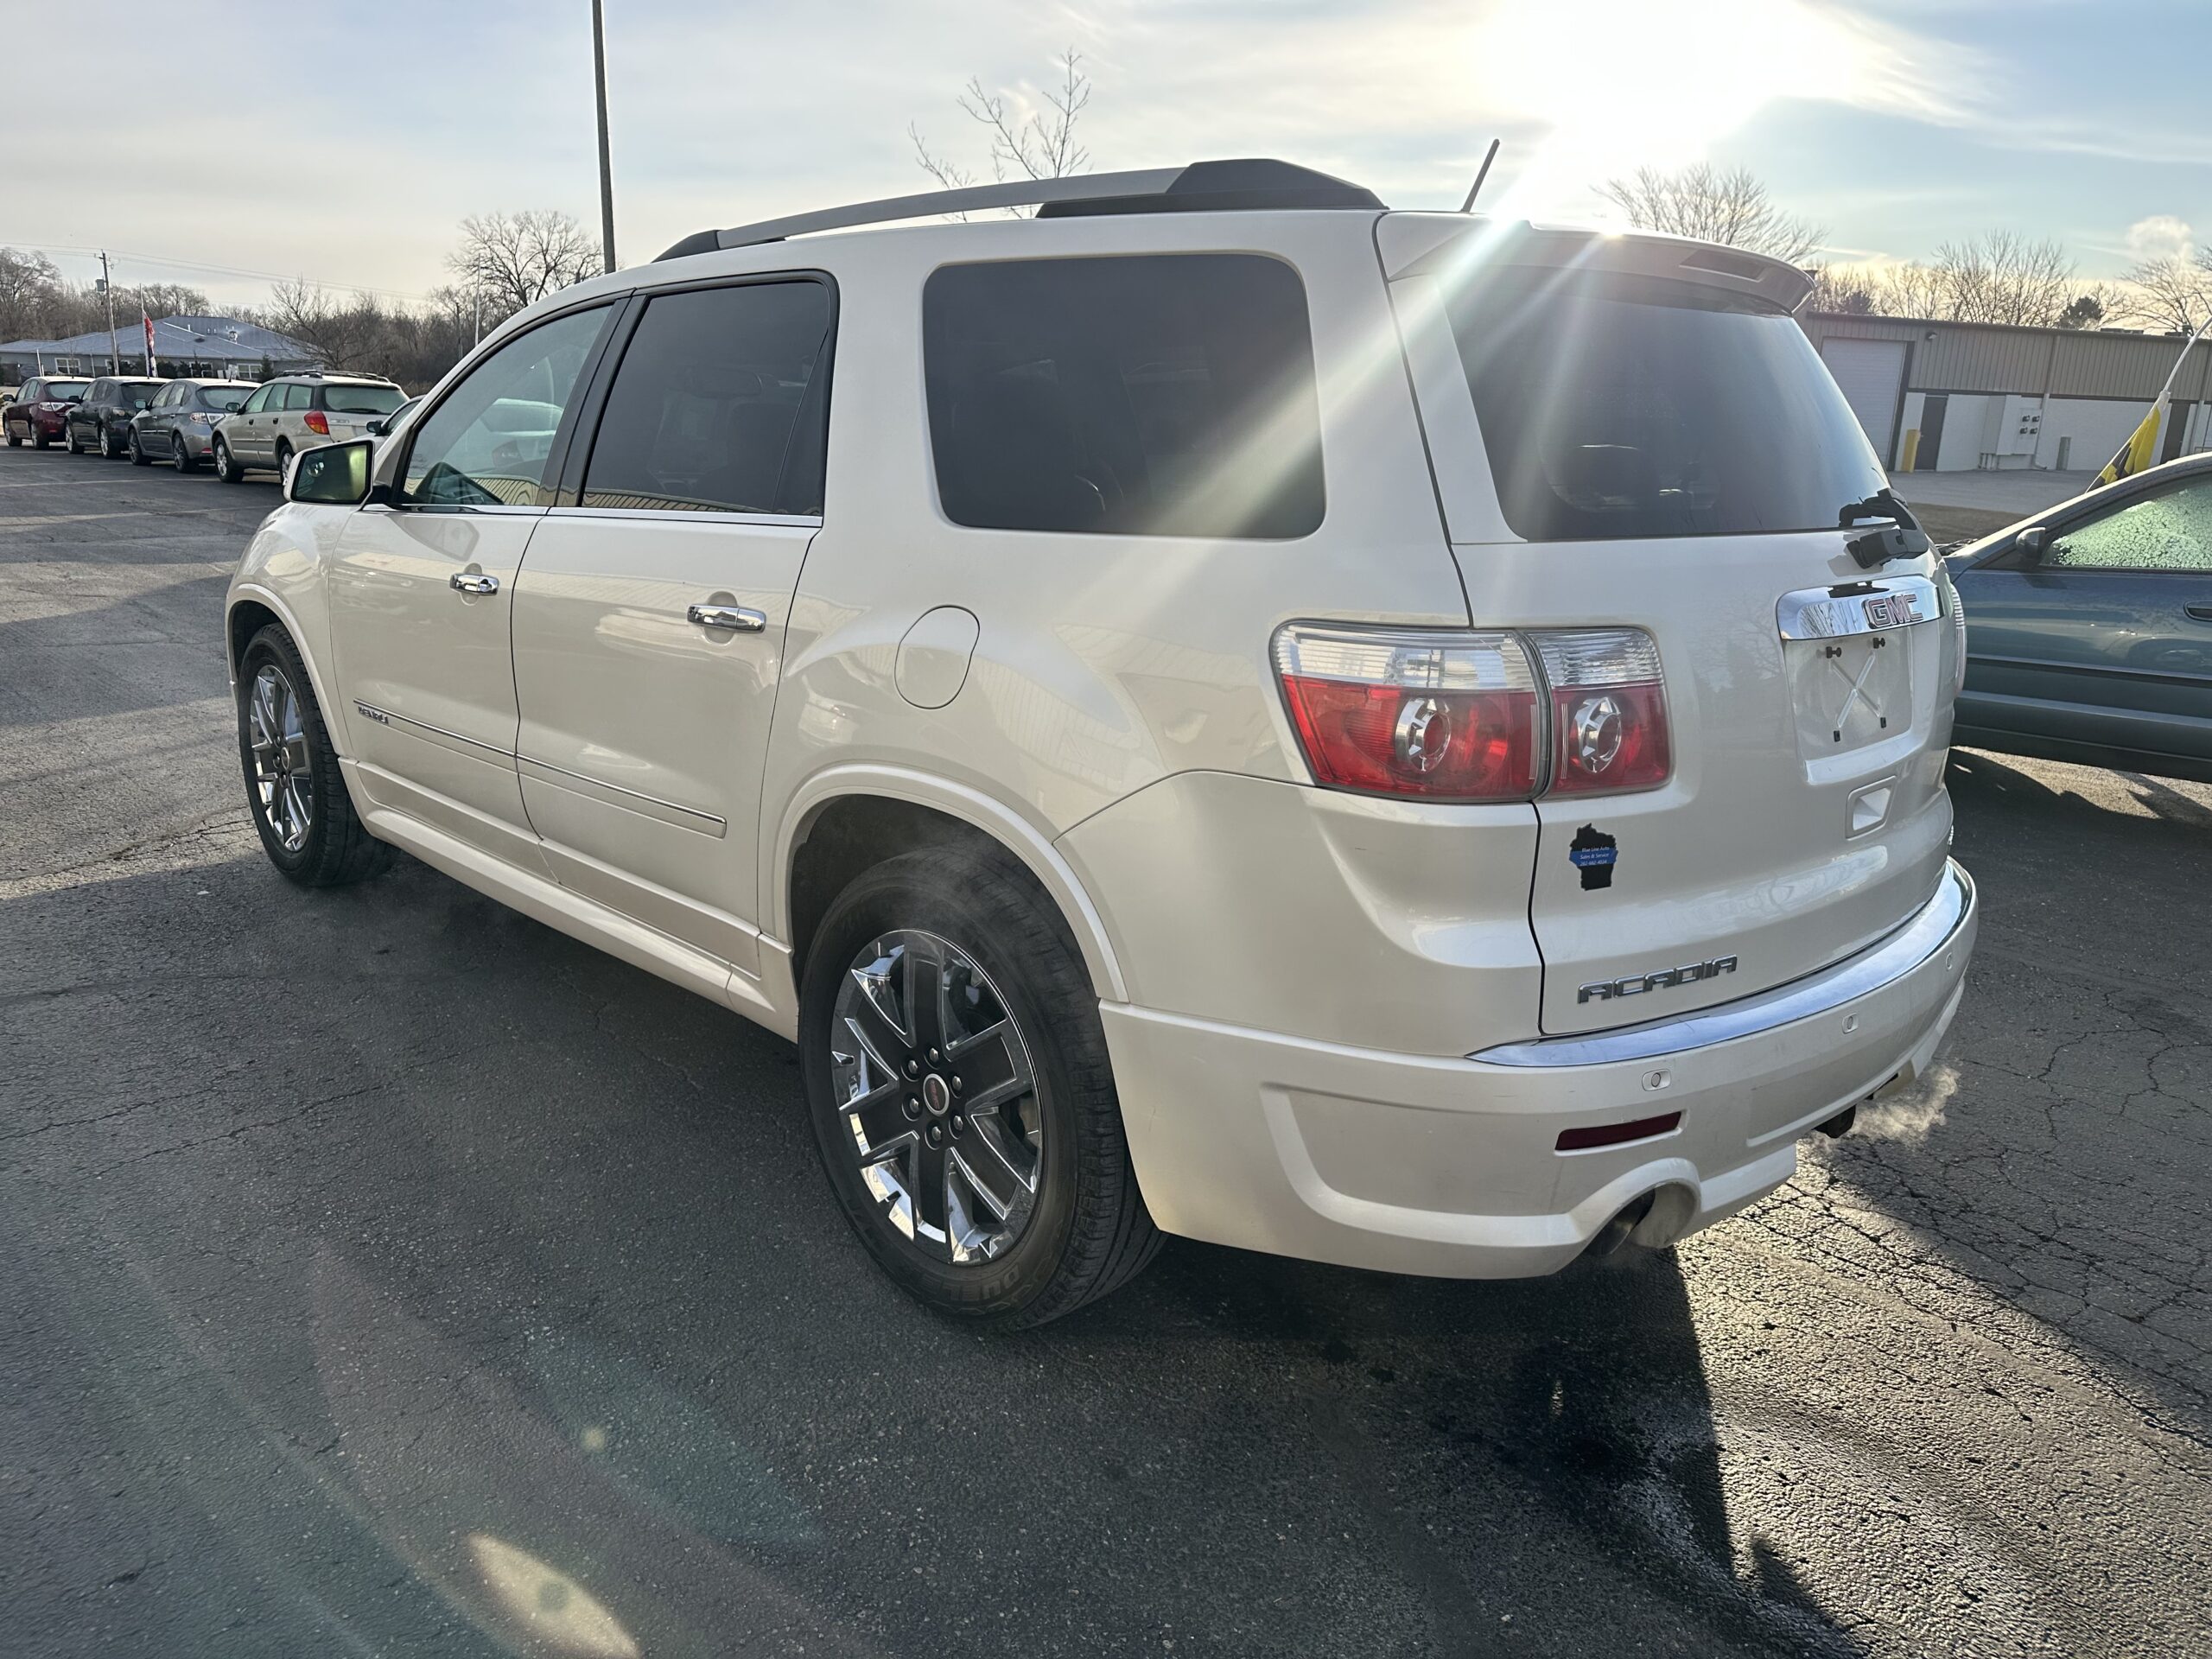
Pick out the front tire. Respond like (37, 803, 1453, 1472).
(236, 625, 387, 887)
(64, 426, 84, 454)
(130, 429, 150, 465)
(213, 435, 243, 483)
(799, 847, 1160, 1328)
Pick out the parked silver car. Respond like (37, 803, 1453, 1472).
(212, 372, 407, 483)
(129, 378, 256, 471)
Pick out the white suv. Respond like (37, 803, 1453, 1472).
(226, 160, 1976, 1326)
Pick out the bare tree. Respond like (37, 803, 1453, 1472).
(910, 48, 1092, 215)
(260, 279, 388, 371)
(1839, 232, 2083, 327)
(2113, 251, 2212, 335)
(1805, 266, 1874, 315)
(1595, 164, 1823, 264)
(446, 209, 600, 317)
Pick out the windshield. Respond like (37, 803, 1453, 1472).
(44, 380, 90, 400)
(200, 386, 252, 411)
(1445, 270, 1887, 542)
(324, 384, 405, 415)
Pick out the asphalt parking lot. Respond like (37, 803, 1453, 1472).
(3, 443, 2209, 1658)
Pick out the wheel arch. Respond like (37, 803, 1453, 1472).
(226, 582, 353, 758)
(772, 766, 1128, 1005)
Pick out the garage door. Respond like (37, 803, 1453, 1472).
(1821, 338, 1908, 466)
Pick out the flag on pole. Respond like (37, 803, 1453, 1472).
(2098, 314, 2212, 485)
(143, 313, 157, 376)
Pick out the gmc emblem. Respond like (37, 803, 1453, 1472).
(1863, 592, 1921, 629)
(1578, 956, 1738, 1003)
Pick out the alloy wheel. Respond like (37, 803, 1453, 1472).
(245, 664, 315, 852)
(829, 930, 1043, 1264)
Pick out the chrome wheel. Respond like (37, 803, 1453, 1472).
(245, 664, 315, 852)
(830, 930, 1042, 1264)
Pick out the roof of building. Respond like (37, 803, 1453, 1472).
(0, 315, 321, 365)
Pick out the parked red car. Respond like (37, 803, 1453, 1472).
(3, 376, 92, 448)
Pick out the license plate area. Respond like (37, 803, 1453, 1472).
(1777, 576, 1936, 761)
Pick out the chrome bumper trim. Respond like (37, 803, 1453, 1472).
(1472, 861, 1974, 1069)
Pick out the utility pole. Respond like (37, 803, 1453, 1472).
(591, 0, 617, 273)
(98, 251, 120, 372)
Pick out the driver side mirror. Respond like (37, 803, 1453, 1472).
(286, 438, 374, 506)
(365, 416, 389, 436)
(2014, 525, 2048, 563)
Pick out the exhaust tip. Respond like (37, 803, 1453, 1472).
(1583, 1192, 1657, 1259)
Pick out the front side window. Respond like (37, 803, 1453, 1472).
(402, 306, 608, 507)
(240, 386, 272, 415)
(923, 254, 1325, 539)
(1446, 268, 1890, 543)
(2048, 477, 2212, 573)
(582, 281, 832, 515)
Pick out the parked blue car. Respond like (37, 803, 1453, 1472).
(1946, 453, 2212, 784)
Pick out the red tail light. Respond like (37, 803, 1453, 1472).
(1274, 624, 1669, 802)
(304, 410, 330, 435)
(1532, 630, 1672, 795)
(1273, 627, 1539, 802)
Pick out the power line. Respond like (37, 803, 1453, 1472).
(15, 241, 439, 304)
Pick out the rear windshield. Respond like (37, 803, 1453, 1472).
(1446, 270, 1887, 542)
(43, 380, 89, 399)
(119, 384, 159, 409)
(200, 386, 251, 411)
(924, 253, 1324, 539)
(322, 384, 404, 414)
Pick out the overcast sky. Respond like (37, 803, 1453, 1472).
(11, 0, 2210, 311)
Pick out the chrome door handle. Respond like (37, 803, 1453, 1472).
(688, 603, 767, 632)
(449, 572, 500, 595)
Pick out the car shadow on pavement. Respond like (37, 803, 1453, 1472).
(2, 843, 1866, 1658)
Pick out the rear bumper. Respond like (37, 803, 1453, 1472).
(1103, 860, 1975, 1278)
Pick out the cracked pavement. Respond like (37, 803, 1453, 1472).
(3, 445, 2208, 1656)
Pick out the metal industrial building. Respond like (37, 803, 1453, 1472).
(1802, 311, 2212, 474)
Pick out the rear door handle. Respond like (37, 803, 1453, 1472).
(449, 572, 500, 595)
(689, 603, 766, 632)
(2185, 604, 2212, 623)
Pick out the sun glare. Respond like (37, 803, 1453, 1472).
(1474, 0, 1898, 220)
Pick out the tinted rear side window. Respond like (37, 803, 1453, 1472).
(1446, 270, 1887, 542)
(582, 280, 832, 516)
(924, 254, 1323, 539)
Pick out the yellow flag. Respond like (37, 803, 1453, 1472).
(2097, 405, 2161, 485)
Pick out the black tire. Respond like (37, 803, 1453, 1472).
(104, 424, 124, 459)
(235, 624, 387, 887)
(130, 429, 150, 465)
(65, 424, 84, 454)
(213, 435, 243, 483)
(173, 432, 196, 474)
(4, 425, 19, 447)
(33, 427, 51, 450)
(273, 439, 293, 483)
(799, 846, 1160, 1328)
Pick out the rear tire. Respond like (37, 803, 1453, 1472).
(213, 435, 243, 483)
(273, 438, 293, 484)
(799, 846, 1160, 1328)
(32, 427, 51, 450)
(235, 624, 387, 887)
(173, 433, 196, 474)
(103, 425, 124, 459)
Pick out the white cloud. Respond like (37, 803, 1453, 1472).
(2126, 215, 2196, 262)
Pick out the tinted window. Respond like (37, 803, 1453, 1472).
(201, 385, 251, 411)
(582, 281, 831, 515)
(1446, 270, 1888, 542)
(2049, 476, 2212, 573)
(402, 306, 607, 507)
(49, 380, 87, 399)
(924, 254, 1324, 538)
(119, 384, 158, 410)
(282, 384, 315, 411)
(322, 384, 404, 415)
(240, 386, 272, 414)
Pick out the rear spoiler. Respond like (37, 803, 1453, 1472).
(1377, 213, 1814, 314)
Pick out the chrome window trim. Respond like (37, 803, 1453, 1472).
(545, 506, 823, 528)
(1472, 861, 1973, 1068)
(1776, 575, 1942, 641)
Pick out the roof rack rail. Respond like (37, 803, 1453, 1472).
(656, 159, 1384, 261)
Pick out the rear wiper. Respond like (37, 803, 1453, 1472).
(1837, 488, 1931, 569)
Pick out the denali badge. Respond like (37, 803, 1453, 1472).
(1578, 956, 1738, 1003)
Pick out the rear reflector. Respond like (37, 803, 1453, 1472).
(1555, 1111, 1681, 1152)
